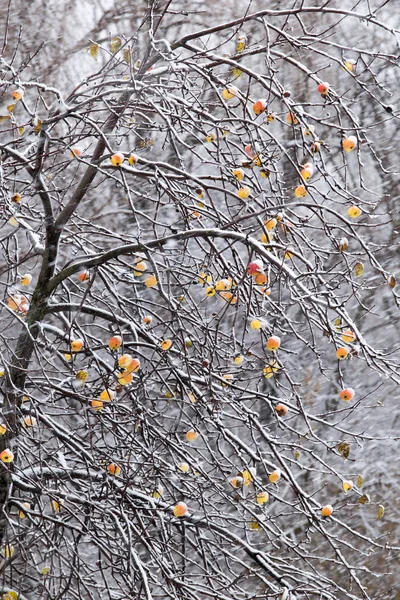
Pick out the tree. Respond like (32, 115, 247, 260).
(0, 1, 399, 598)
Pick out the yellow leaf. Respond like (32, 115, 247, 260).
(7, 104, 16, 113)
(88, 43, 99, 60)
(111, 36, 122, 54)
(123, 48, 131, 64)
(356, 474, 364, 488)
(358, 494, 370, 505)
(376, 504, 385, 520)
(0, 115, 11, 123)
(34, 119, 42, 135)
(354, 262, 364, 277)
(18, 127, 25, 136)
(249, 518, 261, 530)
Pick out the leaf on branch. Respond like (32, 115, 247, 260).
(337, 441, 350, 459)
(34, 118, 42, 135)
(358, 494, 370, 505)
(88, 43, 99, 60)
(111, 37, 122, 54)
(7, 103, 16, 113)
(356, 474, 364, 488)
(0, 115, 11, 123)
(123, 48, 131, 64)
(354, 262, 364, 277)
(376, 504, 385, 520)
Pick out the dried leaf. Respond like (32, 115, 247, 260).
(88, 43, 99, 60)
(249, 518, 261, 530)
(358, 494, 370, 505)
(354, 262, 364, 277)
(34, 118, 42, 135)
(0, 115, 11, 123)
(123, 47, 131, 64)
(356, 474, 364, 488)
(111, 36, 122, 54)
(388, 274, 396, 289)
(376, 504, 385, 520)
(7, 103, 16, 113)
(337, 441, 350, 459)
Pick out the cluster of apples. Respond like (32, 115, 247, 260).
(8, 294, 29, 315)
(336, 328, 357, 403)
(247, 259, 267, 286)
(294, 161, 314, 198)
(199, 271, 237, 304)
(132, 254, 157, 288)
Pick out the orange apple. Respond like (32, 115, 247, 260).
(287, 112, 299, 125)
(0, 448, 14, 463)
(11, 88, 24, 100)
(22, 416, 36, 428)
(110, 152, 124, 166)
(295, 185, 307, 197)
(20, 273, 32, 286)
(265, 218, 277, 230)
(186, 430, 199, 442)
(222, 86, 239, 100)
(161, 339, 172, 351)
(275, 403, 288, 417)
(118, 354, 132, 368)
(253, 99, 267, 115)
(71, 339, 84, 352)
(317, 82, 330, 96)
(342, 480, 353, 492)
(70, 146, 83, 158)
(342, 329, 356, 343)
(232, 168, 245, 180)
(321, 504, 333, 517)
(268, 468, 281, 483)
(118, 371, 133, 386)
(145, 275, 157, 288)
(336, 347, 349, 360)
(78, 270, 90, 282)
(107, 463, 121, 476)
(254, 272, 267, 286)
(342, 136, 357, 152)
(91, 400, 104, 411)
(237, 186, 251, 199)
(128, 154, 138, 165)
(340, 387, 355, 402)
(229, 476, 244, 488)
(256, 491, 269, 505)
(266, 335, 281, 351)
(347, 206, 362, 218)
(215, 278, 231, 291)
(108, 335, 122, 350)
(173, 502, 188, 517)
(99, 389, 115, 401)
